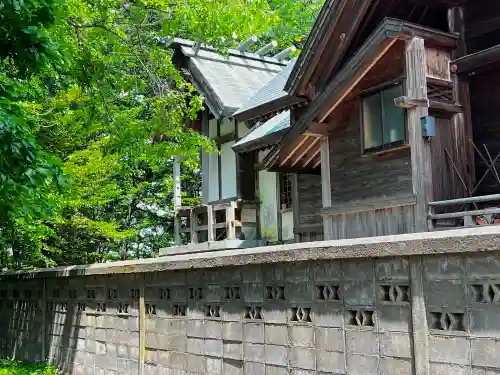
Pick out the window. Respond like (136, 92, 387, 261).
(280, 173, 292, 210)
(362, 84, 406, 153)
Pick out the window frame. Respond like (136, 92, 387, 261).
(279, 173, 293, 211)
(360, 80, 408, 155)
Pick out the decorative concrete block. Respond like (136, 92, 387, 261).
(243, 322, 264, 344)
(472, 338, 500, 368)
(378, 305, 411, 332)
(380, 357, 413, 375)
(430, 363, 472, 375)
(346, 330, 378, 355)
(381, 332, 412, 358)
(430, 335, 470, 365)
(265, 324, 288, 346)
(344, 281, 375, 306)
(290, 347, 316, 370)
(265, 345, 288, 366)
(315, 327, 343, 352)
(346, 354, 379, 375)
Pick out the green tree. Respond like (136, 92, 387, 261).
(0, 0, 323, 269)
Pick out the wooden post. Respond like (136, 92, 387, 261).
(190, 209, 198, 244)
(291, 173, 300, 243)
(41, 278, 47, 362)
(406, 37, 432, 233)
(207, 205, 214, 242)
(226, 201, 237, 240)
(406, 37, 430, 375)
(173, 157, 182, 245)
(448, 7, 475, 192)
(320, 135, 334, 240)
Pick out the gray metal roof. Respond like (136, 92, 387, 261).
(232, 110, 290, 153)
(232, 59, 297, 119)
(172, 39, 287, 118)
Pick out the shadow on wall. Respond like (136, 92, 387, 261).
(0, 273, 142, 375)
(0, 277, 80, 373)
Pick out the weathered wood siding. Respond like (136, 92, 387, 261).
(429, 115, 469, 204)
(296, 173, 323, 240)
(319, 43, 415, 240)
(327, 204, 416, 240)
(329, 100, 412, 203)
(325, 98, 414, 240)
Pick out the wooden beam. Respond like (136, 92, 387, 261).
(451, 44, 500, 75)
(429, 100, 463, 113)
(214, 131, 237, 145)
(394, 96, 429, 109)
(406, 37, 431, 375)
(291, 137, 320, 167)
(280, 136, 309, 167)
(306, 121, 331, 136)
(319, 39, 398, 122)
(303, 148, 321, 168)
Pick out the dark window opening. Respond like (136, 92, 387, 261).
(280, 173, 293, 210)
(362, 84, 406, 153)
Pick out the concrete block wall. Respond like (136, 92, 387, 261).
(3, 251, 500, 374)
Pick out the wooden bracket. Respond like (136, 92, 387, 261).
(394, 96, 429, 109)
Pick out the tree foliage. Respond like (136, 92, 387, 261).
(0, 0, 322, 270)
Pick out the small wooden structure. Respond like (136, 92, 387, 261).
(175, 200, 259, 244)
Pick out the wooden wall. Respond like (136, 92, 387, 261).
(328, 99, 413, 204)
(429, 114, 469, 203)
(327, 204, 416, 240)
(319, 42, 415, 240)
(296, 173, 323, 228)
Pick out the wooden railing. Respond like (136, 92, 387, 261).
(428, 193, 500, 230)
(174, 200, 258, 245)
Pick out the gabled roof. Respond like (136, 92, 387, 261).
(285, 0, 454, 99)
(264, 18, 458, 169)
(169, 38, 287, 118)
(232, 60, 304, 122)
(232, 110, 291, 153)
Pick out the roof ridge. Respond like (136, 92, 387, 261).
(165, 37, 289, 66)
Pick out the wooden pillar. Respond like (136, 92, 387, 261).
(406, 37, 430, 375)
(201, 109, 210, 204)
(320, 135, 334, 240)
(41, 278, 47, 362)
(207, 205, 214, 242)
(226, 201, 237, 240)
(291, 173, 300, 243)
(406, 37, 432, 233)
(448, 7, 475, 192)
(173, 157, 182, 246)
(190, 209, 198, 244)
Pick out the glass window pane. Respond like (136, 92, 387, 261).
(382, 85, 405, 145)
(362, 92, 383, 150)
